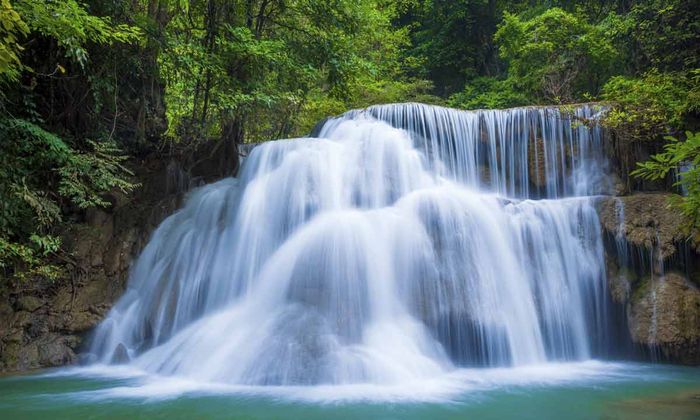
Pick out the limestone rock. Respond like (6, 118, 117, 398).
(598, 194, 690, 260)
(16, 296, 44, 312)
(599, 192, 700, 364)
(528, 137, 547, 188)
(36, 334, 79, 367)
(0, 152, 221, 373)
(605, 255, 633, 304)
(628, 273, 700, 364)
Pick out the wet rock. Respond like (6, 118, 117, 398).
(528, 137, 546, 188)
(72, 275, 112, 312)
(598, 193, 690, 260)
(11, 311, 32, 329)
(608, 173, 626, 196)
(67, 312, 102, 333)
(605, 256, 633, 304)
(4, 330, 23, 344)
(16, 296, 44, 312)
(629, 272, 700, 364)
(26, 317, 49, 339)
(112, 343, 130, 363)
(36, 334, 79, 367)
(17, 343, 39, 370)
(86, 208, 112, 230)
(104, 229, 137, 276)
(0, 151, 232, 373)
(0, 301, 13, 317)
(0, 302, 14, 337)
(0, 341, 21, 370)
(599, 192, 700, 364)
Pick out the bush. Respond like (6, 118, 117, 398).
(448, 77, 529, 110)
(601, 70, 699, 141)
(495, 8, 618, 103)
(0, 117, 137, 281)
(632, 132, 700, 228)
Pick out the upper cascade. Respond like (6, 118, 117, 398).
(321, 102, 612, 199)
(89, 103, 618, 387)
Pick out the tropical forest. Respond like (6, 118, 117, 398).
(0, 1, 699, 418)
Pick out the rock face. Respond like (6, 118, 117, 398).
(0, 152, 233, 373)
(598, 193, 694, 259)
(1, 227, 129, 371)
(628, 273, 700, 364)
(598, 193, 700, 364)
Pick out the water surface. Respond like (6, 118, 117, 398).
(0, 362, 697, 419)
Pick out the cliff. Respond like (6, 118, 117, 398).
(0, 148, 239, 372)
(598, 193, 700, 364)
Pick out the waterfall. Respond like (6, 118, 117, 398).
(90, 103, 618, 386)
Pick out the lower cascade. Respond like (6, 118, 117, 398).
(90, 103, 624, 386)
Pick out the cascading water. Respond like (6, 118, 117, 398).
(89, 103, 620, 388)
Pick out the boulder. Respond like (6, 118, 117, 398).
(598, 194, 690, 260)
(629, 273, 700, 364)
(599, 193, 700, 364)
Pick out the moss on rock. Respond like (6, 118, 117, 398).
(628, 272, 700, 364)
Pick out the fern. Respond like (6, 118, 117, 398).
(0, 117, 137, 281)
(632, 132, 700, 228)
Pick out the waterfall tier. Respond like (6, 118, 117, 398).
(90, 103, 617, 386)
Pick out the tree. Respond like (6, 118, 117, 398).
(623, 0, 700, 73)
(0, 0, 29, 84)
(495, 8, 617, 103)
(447, 76, 527, 110)
(0, 0, 141, 281)
(160, 0, 418, 148)
(402, 0, 502, 96)
(601, 70, 699, 142)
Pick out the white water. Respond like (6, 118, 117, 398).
(90, 103, 617, 389)
(53, 360, 642, 403)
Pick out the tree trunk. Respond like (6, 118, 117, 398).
(134, 0, 171, 151)
(220, 115, 245, 176)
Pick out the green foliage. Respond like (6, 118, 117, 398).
(0, 117, 137, 233)
(0, 117, 137, 281)
(0, 0, 29, 83)
(296, 78, 440, 135)
(403, 0, 503, 95)
(495, 8, 618, 103)
(0, 236, 62, 282)
(601, 70, 700, 141)
(448, 77, 529, 110)
(57, 140, 136, 209)
(623, 0, 700, 72)
(632, 132, 700, 228)
(2, 0, 700, 279)
(160, 0, 421, 144)
(0, 0, 144, 282)
(13, 0, 142, 69)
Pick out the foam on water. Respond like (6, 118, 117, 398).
(48, 361, 653, 404)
